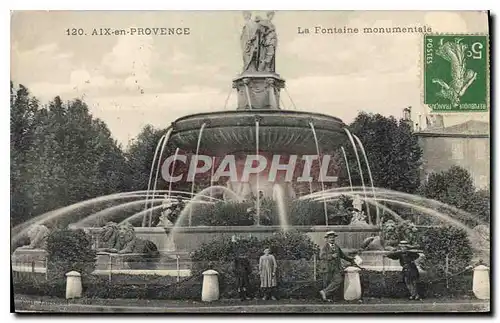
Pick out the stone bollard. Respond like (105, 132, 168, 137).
(202, 269, 219, 302)
(65, 271, 82, 299)
(473, 264, 490, 300)
(344, 266, 362, 301)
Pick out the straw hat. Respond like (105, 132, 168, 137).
(398, 240, 410, 247)
(324, 231, 338, 238)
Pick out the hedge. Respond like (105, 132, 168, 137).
(13, 270, 474, 300)
(46, 229, 97, 280)
(185, 198, 354, 227)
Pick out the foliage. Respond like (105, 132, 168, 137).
(46, 229, 97, 280)
(419, 166, 490, 225)
(122, 125, 166, 193)
(339, 112, 423, 193)
(188, 198, 353, 227)
(467, 189, 490, 223)
(416, 226, 473, 278)
(419, 166, 475, 210)
(13, 269, 474, 300)
(189, 231, 319, 296)
(10, 83, 127, 227)
(191, 231, 318, 263)
(192, 201, 254, 226)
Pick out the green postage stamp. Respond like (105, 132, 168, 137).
(424, 34, 489, 112)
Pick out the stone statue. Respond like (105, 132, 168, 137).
(349, 209, 369, 226)
(382, 220, 399, 250)
(241, 11, 260, 72)
(157, 198, 181, 227)
(352, 195, 363, 212)
(258, 11, 277, 72)
(20, 224, 50, 249)
(240, 11, 278, 73)
(398, 220, 418, 245)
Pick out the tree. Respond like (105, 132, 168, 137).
(10, 84, 41, 225)
(419, 166, 490, 225)
(338, 112, 423, 193)
(419, 166, 475, 210)
(123, 125, 166, 192)
(10, 83, 128, 227)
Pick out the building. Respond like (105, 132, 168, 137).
(415, 120, 490, 189)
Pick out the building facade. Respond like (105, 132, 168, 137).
(416, 120, 490, 189)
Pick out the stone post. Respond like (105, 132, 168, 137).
(473, 264, 490, 300)
(344, 266, 362, 301)
(202, 269, 219, 302)
(65, 271, 82, 299)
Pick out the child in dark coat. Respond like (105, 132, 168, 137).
(234, 253, 252, 301)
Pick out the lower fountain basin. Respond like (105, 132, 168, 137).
(169, 110, 347, 155)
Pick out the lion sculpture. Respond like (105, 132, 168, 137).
(20, 224, 50, 250)
(98, 222, 160, 269)
(360, 220, 400, 251)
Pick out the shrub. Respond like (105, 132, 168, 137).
(190, 231, 319, 295)
(192, 201, 254, 226)
(188, 198, 355, 227)
(416, 226, 473, 279)
(467, 189, 490, 224)
(46, 229, 97, 280)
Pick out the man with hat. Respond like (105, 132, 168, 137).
(385, 240, 422, 300)
(319, 230, 356, 301)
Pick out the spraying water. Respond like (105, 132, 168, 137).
(12, 191, 158, 245)
(148, 128, 173, 226)
(340, 146, 354, 192)
(255, 119, 260, 225)
(353, 134, 379, 224)
(189, 122, 207, 226)
(168, 147, 180, 199)
(121, 199, 215, 225)
(309, 121, 329, 226)
(343, 129, 370, 223)
(302, 187, 487, 235)
(143, 133, 167, 226)
(173, 185, 243, 234)
(74, 197, 167, 228)
(273, 184, 289, 231)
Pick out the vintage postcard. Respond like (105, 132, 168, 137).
(10, 10, 490, 313)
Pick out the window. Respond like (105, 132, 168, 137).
(451, 142, 464, 160)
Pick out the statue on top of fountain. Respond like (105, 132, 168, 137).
(241, 11, 277, 73)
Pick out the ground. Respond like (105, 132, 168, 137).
(14, 294, 490, 313)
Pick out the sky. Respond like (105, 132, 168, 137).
(11, 10, 490, 146)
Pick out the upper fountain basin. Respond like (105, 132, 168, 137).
(169, 110, 347, 155)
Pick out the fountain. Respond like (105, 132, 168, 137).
(121, 12, 402, 269)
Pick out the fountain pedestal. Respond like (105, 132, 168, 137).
(233, 72, 285, 110)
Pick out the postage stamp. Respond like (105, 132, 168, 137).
(424, 34, 489, 112)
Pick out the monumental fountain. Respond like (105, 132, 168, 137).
(11, 12, 489, 275)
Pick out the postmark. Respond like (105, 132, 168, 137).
(424, 34, 489, 112)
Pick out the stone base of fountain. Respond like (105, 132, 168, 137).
(153, 225, 380, 252)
